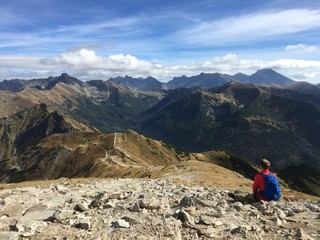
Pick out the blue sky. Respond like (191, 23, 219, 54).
(0, 0, 320, 83)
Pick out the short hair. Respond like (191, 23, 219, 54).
(260, 159, 270, 170)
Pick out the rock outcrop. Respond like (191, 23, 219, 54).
(0, 178, 319, 239)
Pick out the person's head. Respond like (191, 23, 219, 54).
(260, 159, 270, 170)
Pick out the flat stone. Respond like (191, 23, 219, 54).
(109, 192, 123, 200)
(20, 210, 56, 222)
(240, 225, 252, 231)
(112, 219, 130, 228)
(214, 220, 224, 227)
(199, 215, 214, 225)
(12, 220, 47, 235)
(0, 232, 20, 240)
(23, 204, 48, 215)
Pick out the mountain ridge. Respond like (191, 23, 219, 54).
(3, 69, 316, 92)
(1, 73, 320, 196)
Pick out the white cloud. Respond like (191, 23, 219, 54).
(178, 9, 320, 45)
(1, 49, 320, 83)
(285, 44, 319, 52)
(291, 72, 320, 81)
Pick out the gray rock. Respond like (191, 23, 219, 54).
(296, 228, 309, 240)
(138, 199, 148, 209)
(20, 209, 56, 222)
(214, 220, 224, 227)
(230, 226, 242, 234)
(129, 201, 141, 212)
(121, 216, 141, 224)
(177, 209, 195, 226)
(112, 219, 130, 228)
(74, 203, 87, 212)
(103, 201, 116, 209)
(52, 210, 61, 221)
(94, 192, 106, 200)
(146, 197, 162, 210)
(292, 205, 307, 213)
(285, 209, 295, 217)
(0, 199, 5, 206)
(255, 202, 268, 213)
(44, 210, 61, 222)
(267, 201, 277, 207)
(78, 218, 91, 230)
(229, 224, 239, 233)
(216, 199, 228, 208)
(304, 202, 319, 212)
(90, 199, 102, 208)
(11, 220, 47, 236)
(273, 217, 282, 226)
(59, 210, 74, 219)
(109, 192, 123, 200)
(232, 202, 243, 211)
(179, 196, 209, 208)
(199, 215, 214, 225)
(274, 208, 286, 219)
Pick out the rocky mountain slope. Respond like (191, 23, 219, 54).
(0, 74, 319, 197)
(0, 178, 319, 240)
(141, 81, 320, 170)
(0, 73, 82, 92)
(4, 76, 164, 132)
(109, 76, 162, 90)
(0, 104, 84, 165)
(164, 73, 229, 89)
(0, 129, 257, 185)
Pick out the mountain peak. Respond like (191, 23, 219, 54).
(250, 68, 295, 86)
(45, 73, 83, 90)
(109, 75, 162, 90)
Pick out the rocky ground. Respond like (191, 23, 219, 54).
(0, 178, 319, 240)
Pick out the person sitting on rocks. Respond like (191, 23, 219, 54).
(229, 159, 281, 203)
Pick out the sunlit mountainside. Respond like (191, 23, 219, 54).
(0, 70, 319, 197)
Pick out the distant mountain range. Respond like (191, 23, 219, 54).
(2, 69, 319, 93)
(1, 71, 320, 196)
(164, 69, 296, 89)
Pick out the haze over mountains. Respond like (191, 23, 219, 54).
(0, 69, 319, 196)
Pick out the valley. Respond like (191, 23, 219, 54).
(0, 71, 319, 197)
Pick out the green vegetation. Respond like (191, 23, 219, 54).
(278, 165, 320, 197)
(204, 150, 258, 179)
